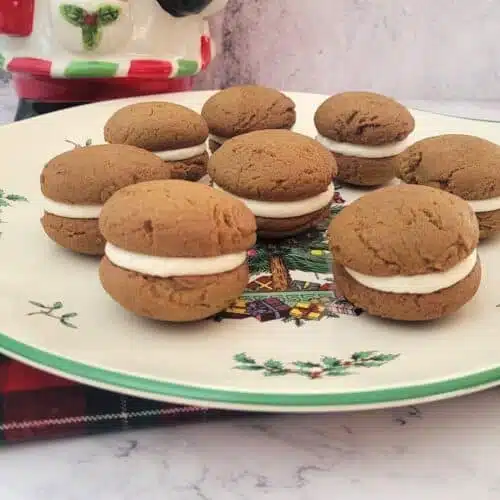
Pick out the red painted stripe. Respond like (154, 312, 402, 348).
(128, 59, 174, 79)
(200, 35, 212, 70)
(7, 57, 52, 77)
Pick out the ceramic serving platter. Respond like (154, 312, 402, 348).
(0, 91, 499, 412)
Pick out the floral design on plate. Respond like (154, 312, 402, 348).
(27, 301, 78, 329)
(233, 351, 400, 379)
(0, 190, 28, 231)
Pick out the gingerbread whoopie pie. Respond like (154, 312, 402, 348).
(208, 129, 337, 239)
(398, 134, 500, 240)
(98, 180, 257, 322)
(314, 91, 415, 186)
(104, 101, 209, 182)
(201, 85, 296, 153)
(41, 144, 171, 256)
(328, 184, 481, 321)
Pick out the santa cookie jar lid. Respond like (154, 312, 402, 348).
(0, 0, 227, 81)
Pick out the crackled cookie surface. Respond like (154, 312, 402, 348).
(99, 180, 257, 322)
(328, 184, 481, 321)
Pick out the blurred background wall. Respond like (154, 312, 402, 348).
(196, 0, 500, 101)
(0, 0, 498, 123)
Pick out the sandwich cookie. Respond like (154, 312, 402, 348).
(314, 91, 415, 186)
(208, 129, 338, 238)
(398, 134, 500, 239)
(201, 85, 297, 153)
(98, 180, 257, 322)
(328, 184, 481, 321)
(41, 144, 170, 255)
(104, 101, 209, 182)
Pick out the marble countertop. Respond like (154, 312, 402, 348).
(0, 96, 499, 500)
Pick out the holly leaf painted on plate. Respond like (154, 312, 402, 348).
(233, 353, 256, 365)
(5, 194, 27, 202)
(235, 365, 264, 371)
(60, 5, 87, 26)
(351, 351, 377, 361)
(52, 302, 64, 310)
(324, 368, 351, 377)
(321, 356, 342, 368)
(292, 361, 322, 369)
(97, 5, 121, 25)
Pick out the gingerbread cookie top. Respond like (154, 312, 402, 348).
(201, 85, 296, 138)
(208, 130, 337, 202)
(104, 102, 209, 151)
(314, 91, 415, 145)
(328, 184, 478, 277)
(398, 134, 500, 201)
(99, 180, 257, 258)
(41, 144, 169, 205)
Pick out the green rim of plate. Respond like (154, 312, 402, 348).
(0, 333, 499, 407)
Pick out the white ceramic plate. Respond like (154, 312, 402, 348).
(0, 91, 499, 413)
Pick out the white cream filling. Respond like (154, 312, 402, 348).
(212, 183, 334, 219)
(315, 133, 413, 159)
(105, 243, 247, 278)
(344, 249, 477, 294)
(154, 143, 207, 162)
(43, 196, 102, 219)
(208, 133, 230, 144)
(468, 195, 500, 213)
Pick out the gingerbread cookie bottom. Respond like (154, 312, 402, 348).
(41, 213, 104, 255)
(476, 209, 500, 239)
(333, 261, 481, 321)
(99, 257, 249, 322)
(167, 152, 208, 182)
(256, 205, 331, 239)
(334, 153, 397, 186)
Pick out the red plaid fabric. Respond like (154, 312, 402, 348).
(0, 354, 239, 443)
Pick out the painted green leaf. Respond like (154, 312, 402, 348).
(371, 354, 400, 362)
(321, 356, 342, 368)
(29, 301, 47, 308)
(85, 139, 93, 147)
(82, 25, 102, 51)
(234, 353, 256, 364)
(0, 199, 9, 208)
(235, 365, 264, 371)
(293, 361, 322, 369)
(60, 5, 86, 26)
(60, 318, 77, 328)
(263, 359, 285, 371)
(61, 312, 78, 319)
(351, 351, 377, 361)
(263, 370, 287, 377)
(325, 369, 351, 377)
(97, 5, 121, 25)
(52, 302, 64, 310)
(5, 194, 27, 202)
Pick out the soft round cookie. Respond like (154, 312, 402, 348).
(398, 134, 500, 239)
(208, 129, 337, 238)
(41, 144, 171, 255)
(201, 85, 296, 153)
(104, 101, 209, 182)
(314, 91, 415, 186)
(328, 184, 481, 321)
(98, 180, 257, 322)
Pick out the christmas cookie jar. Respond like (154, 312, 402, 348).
(0, 0, 227, 118)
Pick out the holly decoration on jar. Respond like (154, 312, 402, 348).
(59, 4, 122, 51)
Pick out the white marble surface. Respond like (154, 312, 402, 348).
(197, 0, 500, 101)
(0, 98, 499, 500)
(1, 389, 499, 500)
